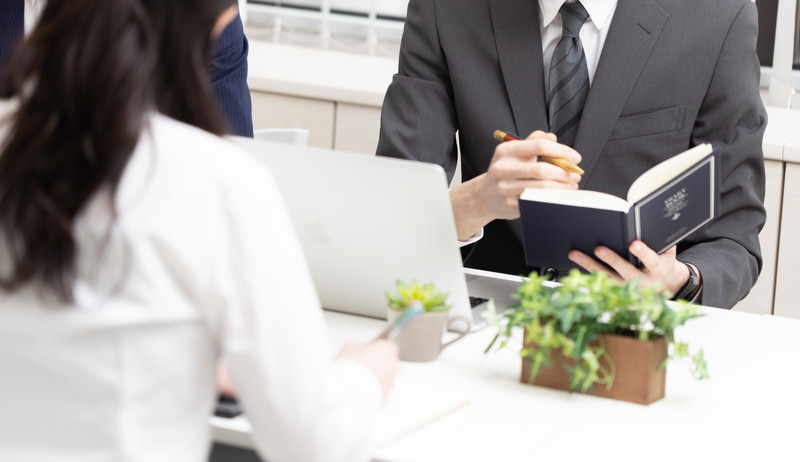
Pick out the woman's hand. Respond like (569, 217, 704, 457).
(337, 340, 400, 401)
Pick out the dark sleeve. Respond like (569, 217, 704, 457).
(210, 13, 254, 138)
(375, 0, 459, 182)
(0, 0, 24, 84)
(680, 1, 767, 308)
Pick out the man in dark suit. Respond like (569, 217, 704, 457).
(376, 0, 767, 309)
(0, 0, 253, 137)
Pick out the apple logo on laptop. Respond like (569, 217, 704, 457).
(304, 218, 331, 245)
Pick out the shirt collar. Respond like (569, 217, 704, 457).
(539, 0, 618, 31)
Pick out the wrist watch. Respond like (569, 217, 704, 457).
(673, 262, 702, 301)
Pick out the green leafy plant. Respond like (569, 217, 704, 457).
(386, 280, 451, 313)
(485, 270, 709, 392)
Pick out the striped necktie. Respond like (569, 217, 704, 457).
(0, 0, 25, 75)
(548, 1, 590, 148)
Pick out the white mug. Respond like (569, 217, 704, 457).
(386, 309, 470, 362)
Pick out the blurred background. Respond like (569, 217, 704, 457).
(240, 0, 800, 103)
(244, 0, 406, 57)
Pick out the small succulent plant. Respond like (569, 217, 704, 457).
(386, 280, 451, 313)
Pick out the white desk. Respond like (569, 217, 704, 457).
(212, 279, 800, 461)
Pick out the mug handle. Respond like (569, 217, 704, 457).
(440, 315, 471, 351)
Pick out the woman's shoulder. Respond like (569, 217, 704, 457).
(146, 113, 274, 185)
(149, 114, 251, 159)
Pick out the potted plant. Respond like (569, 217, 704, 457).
(485, 270, 709, 405)
(385, 280, 470, 362)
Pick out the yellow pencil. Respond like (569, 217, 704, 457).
(493, 129, 584, 175)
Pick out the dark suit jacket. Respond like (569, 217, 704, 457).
(376, 0, 767, 309)
(0, 0, 24, 78)
(211, 13, 254, 138)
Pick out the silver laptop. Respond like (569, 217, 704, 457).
(231, 137, 524, 330)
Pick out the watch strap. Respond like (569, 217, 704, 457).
(673, 262, 701, 301)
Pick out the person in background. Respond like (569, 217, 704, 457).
(0, 1, 398, 461)
(210, 8, 254, 137)
(376, 0, 766, 308)
(0, 0, 254, 137)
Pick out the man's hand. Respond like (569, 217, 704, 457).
(568, 241, 691, 295)
(450, 131, 582, 240)
(479, 130, 582, 219)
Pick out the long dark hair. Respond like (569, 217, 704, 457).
(0, 0, 237, 301)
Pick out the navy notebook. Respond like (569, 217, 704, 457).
(519, 143, 719, 273)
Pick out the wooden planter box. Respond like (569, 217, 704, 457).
(521, 333, 667, 405)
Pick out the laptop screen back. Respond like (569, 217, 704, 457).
(231, 137, 473, 323)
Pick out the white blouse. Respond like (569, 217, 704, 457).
(0, 113, 383, 461)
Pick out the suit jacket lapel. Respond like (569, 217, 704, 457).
(574, 0, 668, 180)
(490, 0, 549, 137)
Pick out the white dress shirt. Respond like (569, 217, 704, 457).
(239, 0, 248, 22)
(539, 0, 618, 93)
(0, 113, 383, 462)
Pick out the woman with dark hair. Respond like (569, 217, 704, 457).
(0, 1, 398, 461)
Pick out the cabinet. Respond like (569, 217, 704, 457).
(733, 160, 783, 314)
(334, 103, 382, 154)
(247, 40, 393, 154)
(774, 159, 800, 318)
(251, 92, 336, 149)
(250, 93, 382, 154)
